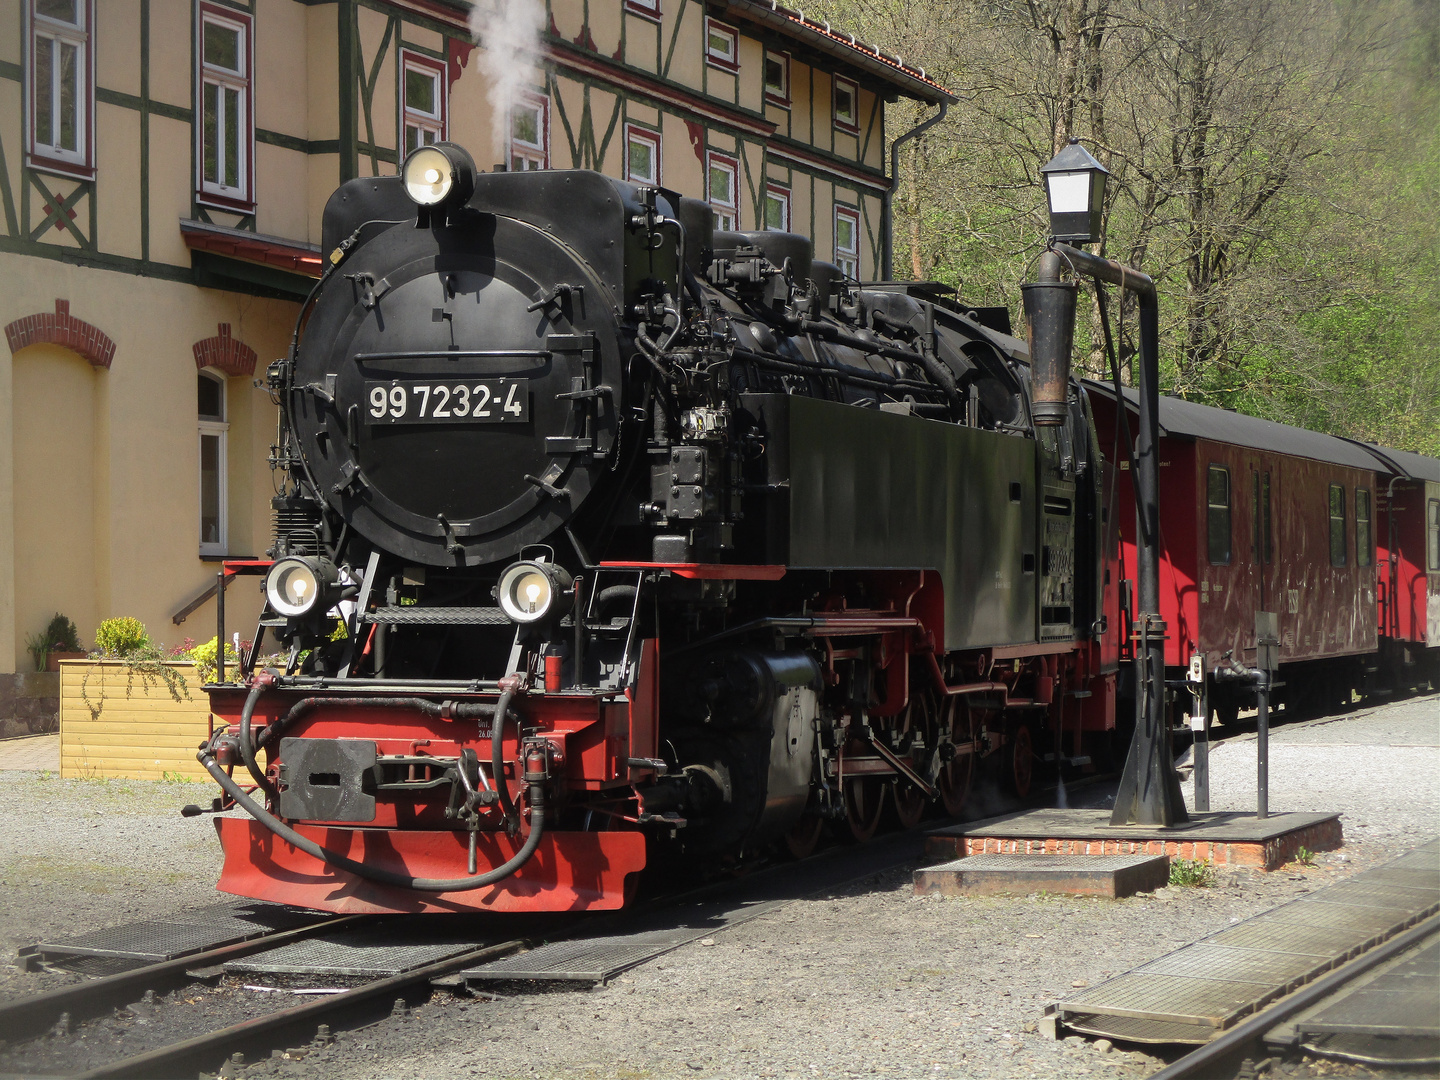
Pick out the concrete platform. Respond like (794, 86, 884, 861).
(913, 852, 1170, 898)
(927, 809, 1343, 871)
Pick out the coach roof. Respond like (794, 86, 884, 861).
(1084, 382, 1388, 473)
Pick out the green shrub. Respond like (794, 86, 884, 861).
(1169, 858, 1216, 888)
(184, 636, 239, 684)
(94, 616, 151, 657)
(44, 614, 83, 651)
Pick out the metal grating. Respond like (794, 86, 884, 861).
(1265, 900, 1415, 935)
(1202, 918, 1372, 957)
(460, 929, 707, 983)
(1363, 866, 1440, 890)
(38, 902, 322, 963)
(1136, 944, 1324, 987)
(227, 933, 481, 977)
(1061, 1012, 1215, 1046)
(1059, 972, 1274, 1026)
(1296, 938, 1440, 1039)
(1298, 881, 1439, 911)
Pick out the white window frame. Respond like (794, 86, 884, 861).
(510, 93, 549, 171)
(834, 204, 860, 278)
(763, 182, 790, 232)
(198, 370, 229, 557)
(707, 151, 738, 231)
(833, 76, 859, 133)
(399, 49, 447, 158)
(764, 51, 790, 107)
(625, 0, 662, 20)
(705, 18, 738, 71)
(196, 3, 254, 210)
(26, 0, 95, 179)
(625, 123, 661, 186)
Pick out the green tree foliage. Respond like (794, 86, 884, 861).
(813, 0, 1439, 452)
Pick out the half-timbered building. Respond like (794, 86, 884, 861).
(0, 0, 950, 719)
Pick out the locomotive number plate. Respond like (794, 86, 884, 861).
(362, 379, 529, 425)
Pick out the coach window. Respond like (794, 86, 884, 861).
(1355, 489, 1372, 567)
(28, 0, 94, 178)
(1428, 499, 1439, 571)
(1207, 465, 1231, 565)
(1329, 484, 1347, 567)
(198, 371, 228, 556)
(400, 51, 446, 155)
(510, 95, 548, 171)
(197, 4, 253, 208)
(625, 124, 660, 186)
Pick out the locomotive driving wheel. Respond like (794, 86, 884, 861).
(890, 690, 938, 830)
(1007, 720, 1035, 799)
(937, 699, 978, 817)
(841, 775, 886, 842)
(782, 814, 825, 860)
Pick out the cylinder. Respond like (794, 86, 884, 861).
(1021, 255, 1078, 426)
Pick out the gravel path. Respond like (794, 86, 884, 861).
(0, 694, 1434, 1079)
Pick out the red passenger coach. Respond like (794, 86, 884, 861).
(1366, 445, 1440, 685)
(1088, 387, 1389, 720)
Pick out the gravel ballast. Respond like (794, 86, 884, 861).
(0, 693, 1434, 1079)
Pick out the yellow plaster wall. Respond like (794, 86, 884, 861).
(148, 113, 198, 267)
(0, 256, 291, 672)
(667, 1, 704, 89)
(661, 111, 704, 198)
(256, 0, 311, 141)
(147, 0, 193, 109)
(96, 0, 143, 98)
(256, 145, 311, 241)
(736, 35, 764, 113)
(12, 348, 100, 653)
(624, 11, 662, 75)
(95, 103, 143, 261)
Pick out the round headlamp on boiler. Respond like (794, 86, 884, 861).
(401, 142, 476, 215)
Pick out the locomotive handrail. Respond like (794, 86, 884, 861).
(351, 349, 550, 362)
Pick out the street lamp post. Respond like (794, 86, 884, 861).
(1026, 139, 1189, 827)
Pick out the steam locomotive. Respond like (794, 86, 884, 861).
(198, 142, 1121, 913)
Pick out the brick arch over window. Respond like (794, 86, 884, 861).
(4, 299, 116, 369)
(193, 323, 257, 377)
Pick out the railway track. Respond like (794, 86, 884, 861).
(0, 819, 938, 1079)
(1153, 914, 1440, 1079)
(0, 714, 1308, 1080)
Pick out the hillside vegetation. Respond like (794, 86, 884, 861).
(817, 0, 1440, 453)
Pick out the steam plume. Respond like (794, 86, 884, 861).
(468, 0, 548, 168)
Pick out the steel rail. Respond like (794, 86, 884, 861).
(74, 937, 528, 1080)
(1149, 913, 1440, 1080)
(0, 914, 374, 1039)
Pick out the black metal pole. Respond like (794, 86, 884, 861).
(1049, 243, 1187, 827)
(216, 570, 226, 684)
(1256, 668, 1270, 819)
(1192, 671, 1210, 813)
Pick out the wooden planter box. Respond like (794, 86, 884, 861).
(59, 661, 213, 781)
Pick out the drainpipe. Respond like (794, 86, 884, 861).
(882, 101, 948, 281)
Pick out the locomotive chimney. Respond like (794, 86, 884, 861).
(1021, 251, 1077, 426)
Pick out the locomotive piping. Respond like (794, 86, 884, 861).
(207, 686, 538, 891)
(199, 747, 547, 892)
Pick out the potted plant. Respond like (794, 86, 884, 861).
(24, 613, 86, 671)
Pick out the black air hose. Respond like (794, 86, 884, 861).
(199, 744, 546, 892)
